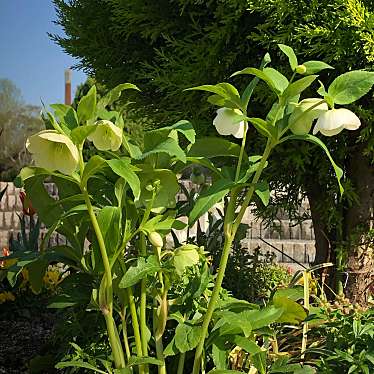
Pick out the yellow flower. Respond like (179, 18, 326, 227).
(43, 270, 61, 289)
(26, 130, 79, 175)
(289, 98, 328, 135)
(0, 291, 16, 304)
(87, 120, 123, 151)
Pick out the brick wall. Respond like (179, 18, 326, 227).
(0, 181, 316, 266)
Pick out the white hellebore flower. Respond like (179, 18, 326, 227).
(213, 108, 246, 138)
(289, 98, 328, 135)
(313, 108, 361, 137)
(88, 120, 123, 151)
(26, 130, 79, 175)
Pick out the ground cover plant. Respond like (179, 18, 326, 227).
(2, 45, 374, 373)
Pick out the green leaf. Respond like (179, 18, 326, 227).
(167, 120, 196, 144)
(263, 68, 289, 93)
(282, 75, 318, 99)
(127, 356, 163, 367)
(81, 155, 106, 186)
(70, 124, 97, 144)
(213, 311, 252, 337)
(241, 53, 271, 108)
(140, 137, 187, 163)
(97, 83, 140, 111)
(207, 370, 243, 374)
(55, 361, 107, 374)
(240, 306, 283, 330)
(173, 244, 200, 275)
(97, 206, 121, 257)
(328, 70, 374, 105)
(186, 83, 242, 108)
(77, 85, 97, 124)
(278, 44, 298, 71)
(303, 61, 334, 75)
(27, 258, 48, 294)
(212, 341, 227, 369)
(188, 178, 233, 226)
(247, 117, 275, 138)
(137, 168, 179, 213)
(106, 158, 141, 200)
(188, 137, 247, 161)
(163, 338, 179, 357)
(50, 104, 79, 130)
(174, 322, 202, 353)
(273, 296, 307, 324)
(281, 134, 344, 194)
(255, 180, 270, 206)
(232, 67, 279, 94)
(119, 255, 160, 288)
(232, 336, 262, 355)
(273, 286, 304, 301)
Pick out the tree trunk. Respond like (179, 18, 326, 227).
(344, 142, 374, 304)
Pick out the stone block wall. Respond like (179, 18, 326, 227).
(0, 181, 316, 267)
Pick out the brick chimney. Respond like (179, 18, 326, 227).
(64, 69, 72, 105)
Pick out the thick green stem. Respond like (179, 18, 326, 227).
(192, 140, 273, 374)
(192, 234, 234, 374)
(79, 148, 125, 369)
(177, 353, 185, 374)
(139, 233, 149, 363)
(127, 287, 143, 357)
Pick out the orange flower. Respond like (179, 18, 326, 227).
(0, 247, 10, 267)
(19, 191, 36, 216)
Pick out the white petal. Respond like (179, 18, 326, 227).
(231, 121, 245, 139)
(335, 108, 361, 130)
(89, 120, 123, 151)
(319, 125, 345, 136)
(213, 108, 232, 136)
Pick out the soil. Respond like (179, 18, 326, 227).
(0, 296, 57, 373)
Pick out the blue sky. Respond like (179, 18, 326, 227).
(0, 1, 86, 106)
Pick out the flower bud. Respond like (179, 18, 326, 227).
(148, 232, 163, 248)
(295, 64, 307, 74)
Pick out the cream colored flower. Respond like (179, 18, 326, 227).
(88, 120, 123, 151)
(26, 130, 79, 175)
(313, 108, 361, 136)
(213, 108, 245, 138)
(289, 98, 328, 135)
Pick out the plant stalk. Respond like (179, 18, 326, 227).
(301, 271, 310, 359)
(79, 148, 126, 369)
(192, 140, 273, 374)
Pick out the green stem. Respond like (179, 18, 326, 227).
(139, 233, 149, 364)
(79, 148, 125, 369)
(177, 353, 185, 374)
(234, 122, 248, 182)
(301, 271, 310, 359)
(192, 140, 273, 374)
(192, 234, 234, 374)
(121, 313, 131, 361)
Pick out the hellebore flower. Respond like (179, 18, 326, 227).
(313, 108, 361, 136)
(26, 130, 79, 175)
(289, 98, 328, 135)
(87, 120, 123, 151)
(213, 108, 246, 138)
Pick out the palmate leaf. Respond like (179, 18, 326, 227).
(279, 134, 344, 195)
(140, 137, 187, 163)
(97, 83, 140, 111)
